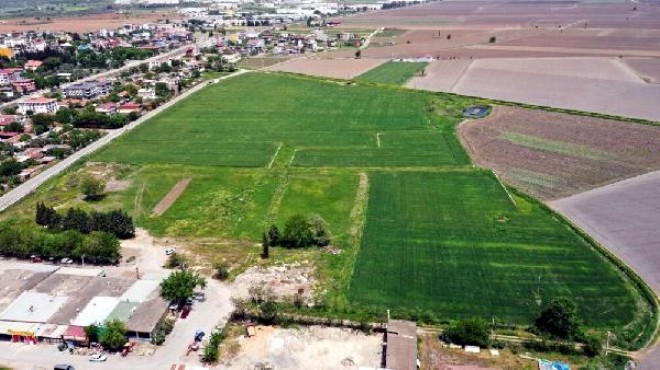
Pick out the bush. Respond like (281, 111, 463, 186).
(489, 36, 496, 43)
(442, 317, 490, 348)
(583, 334, 602, 357)
(213, 262, 229, 280)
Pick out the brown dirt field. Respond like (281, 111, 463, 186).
(265, 57, 387, 79)
(625, 57, 660, 83)
(0, 12, 180, 33)
(339, 0, 660, 30)
(153, 178, 190, 216)
(459, 106, 660, 200)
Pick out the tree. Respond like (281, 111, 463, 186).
(81, 175, 105, 200)
(442, 317, 490, 348)
(99, 319, 127, 351)
(283, 214, 313, 248)
(154, 82, 170, 98)
(267, 224, 281, 246)
(309, 214, 331, 246)
(535, 298, 581, 340)
(582, 334, 602, 357)
(260, 300, 278, 324)
(84, 324, 100, 344)
(160, 270, 207, 304)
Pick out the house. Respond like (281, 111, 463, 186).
(62, 81, 111, 100)
(221, 51, 241, 64)
(95, 103, 117, 115)
(11, 79, 36, 94)
(0, 68, 23, 86)
(0, 115, 22, 127)
(24, 60, 43, 71)
(18, 97, 59, 115)
(118, 103, 142, 115)
(137, 88, 156, 101)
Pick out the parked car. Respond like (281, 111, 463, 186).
(54, 365, 75, 370)
(89, 354, 107, 362)
(61, 258, 73, 264)
(165, 248, 176, 256)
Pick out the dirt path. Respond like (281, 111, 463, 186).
(153, 178, 191, 216)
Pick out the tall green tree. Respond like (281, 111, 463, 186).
(535, 298, 581, 340)
(160, 270, 207, 304)
(283, 214, 313, 248)
(99, 319, 127, 351)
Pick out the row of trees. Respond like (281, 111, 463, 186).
(442, 298, 603, 357)
(0, 226, 120, 264)
(36, 203, 135, 239)
(261, 214, 332, 257)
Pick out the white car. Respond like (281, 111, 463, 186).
(89, 354, 107, 362)
(61, 258, 73, 264)
(165, 248, 176, 256)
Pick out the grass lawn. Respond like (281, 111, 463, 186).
(356, 61, 428, 85)
(1, 72, 652, 339)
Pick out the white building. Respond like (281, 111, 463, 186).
(18, 98, 59, 115)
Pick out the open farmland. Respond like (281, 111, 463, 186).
(265, 58, 387, 79)
(348, 171, 639, 327)
(0, 12, 179, 33)
(2, 72, 653, 342)
(356, 61, 428, 85)
(459, 106, 660, 199)
(408, 57, 660, 121)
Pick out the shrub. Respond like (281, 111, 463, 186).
(442, 317, 490, 348)
(213, 262, 229, 280)
(583, 334, 603, 357)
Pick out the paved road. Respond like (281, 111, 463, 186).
(0, 69, 251, 213)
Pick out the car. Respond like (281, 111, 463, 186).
(165, 248, 176, 256)
(89, 354, 107, 362)
(61, 258, 73, 264)
(54, 365, 75, 370)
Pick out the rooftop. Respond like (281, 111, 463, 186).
(0, 291, 69, 323)
(71, 296, 120, 327)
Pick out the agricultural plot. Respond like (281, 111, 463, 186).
(356, 61, 428, 85)
(95, 73, 469, 169)
(2, 72, 651, 338)
(349, 171, 639, 327)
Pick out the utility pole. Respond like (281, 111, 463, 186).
(81, 254, 85, 267)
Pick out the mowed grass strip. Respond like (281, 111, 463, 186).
(356, 61, 428, 85)
(348, 171, 638, 328)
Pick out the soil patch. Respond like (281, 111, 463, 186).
(266, 58, 387, 79)
(220, 325, 383, 370)
(152, 178, 191, 216)
(0, 12, 181, 33)
(231, 263, 316, 305)
(459, 105, 660, 199)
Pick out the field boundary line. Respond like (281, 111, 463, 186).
(344, 172, 370, 292)
(266, 150, 297, 222)
(493, 170, 518, 207)
(267, 142, 283, 169)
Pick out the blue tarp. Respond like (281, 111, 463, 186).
(538, 359, 571, 370)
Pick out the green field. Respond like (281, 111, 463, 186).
(3, 72, 651, 338)
(356, 61, 428, 85)
(349, 171, 637, 327)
